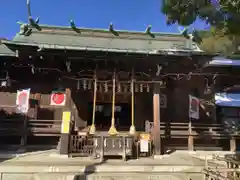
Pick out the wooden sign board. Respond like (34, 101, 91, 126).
(140, 140, 149, 152)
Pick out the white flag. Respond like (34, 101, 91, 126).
(189, 95, 199, 119)
(16, 88, 30, 114)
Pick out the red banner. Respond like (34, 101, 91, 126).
(50, 92, 66, 106)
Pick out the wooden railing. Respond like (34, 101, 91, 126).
(160, 122, 226, 138)
(0, 118, 239, 152)
(147, 121, 227, 138)
(27, 119, 61, 136)
(0, 118, 61, 150)
(0, 119, 61, 137)
(146, 121, 239, 152)
(203, 154, 240, 180)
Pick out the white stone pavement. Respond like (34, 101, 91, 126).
(0, 150, 231, 172)
(0, 150, 234, 180)
(0, 150, 203, 171)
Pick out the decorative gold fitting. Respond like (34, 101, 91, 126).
(129, 125, 136, 135)
(89, 124, 96, 135)
(108, 123, 118, 136)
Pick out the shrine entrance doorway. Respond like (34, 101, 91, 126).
(87, 102, 131, 131)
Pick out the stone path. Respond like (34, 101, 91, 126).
(0, 150, 233, 180)
(1, 150, 205, 166)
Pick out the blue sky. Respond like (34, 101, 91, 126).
(0, 0, 208, 40)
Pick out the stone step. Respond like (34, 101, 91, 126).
(0, 164, 204, 173)
(1, 172, 204, 180)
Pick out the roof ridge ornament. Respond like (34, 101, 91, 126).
(109, 23, 119, 36)
(70, 20, 81, 33)
(27, 0, 41, 30)
(145, 25, 155, 38)
(18, 0, 41, 36)
(178, 27, 202, 44)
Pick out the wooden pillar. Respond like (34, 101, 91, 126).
(230, 136, 236, 152)
(59, 88, 72, 155)
(20, 116, 28, 150)
(19, 93, 38, 151)
(153, 83, 161, 155)
(166, 78, 175, 148)
(34, 93, 41, 119)
(188, 120, 194, 151)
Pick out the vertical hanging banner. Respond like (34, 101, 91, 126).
(61, 111, 71, 134)
(50, 91, 66, 106)
(189, 95, 200, 119)
(16, 88, 30, 114)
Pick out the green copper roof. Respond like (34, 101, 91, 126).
(5, 24, 202, 54)
(0, 41, 16, 56)
(0, 23, 213, 56)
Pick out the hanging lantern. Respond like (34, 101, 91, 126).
(83, 79, 87, 90)
(204, 78, 212, 95)
(77, 80, 80, 90)
(140, 84, 143, 92)
(104, 82, 108, 92)
(204, 86, 212, 95)
(135, 83, 138, 92)
(99, 84, 103, 92)
(88, 80, 92, 90)
(130, 82, 133, 93)
(146, 84, 150, 92)
(117, 83, 121, 92)
(65, 60, 71, 72)
(5, 72, 11, 87)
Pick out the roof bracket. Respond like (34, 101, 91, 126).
(109, 23, 119, 36)
(145, 25, 155, 38)
(70, 20, 81, 33)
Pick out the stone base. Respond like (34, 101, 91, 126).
(49, 154, 69, 158)
(0, 164, 203, 173)
(1, 172, 204, 180)
(17, 148, 26, 154)
(154, 154, 170, 159)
